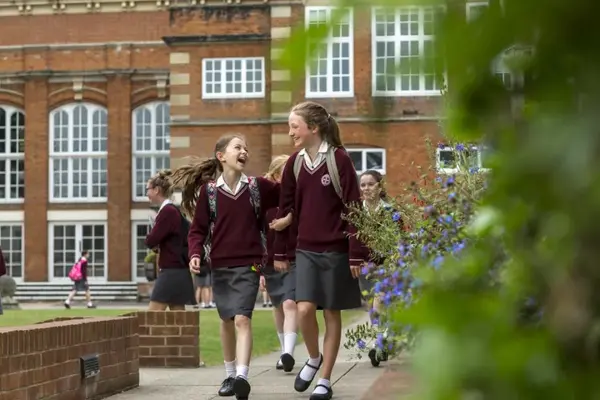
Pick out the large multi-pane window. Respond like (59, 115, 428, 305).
(347, 148, 386, 175)
(202, 58, 265, 99)
(132, 102, 170, 201)
(0, 223, 24, 279)
(49, 103, 108, 202)
(305, 7, 354, 97)
(436, 145, 490, 174)
(372, 6, 443, 96)
(132, 221, 151, 281)
(0, 106, 24, 202)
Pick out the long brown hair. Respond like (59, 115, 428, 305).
(171, 134, 244, 218)
(361, 170, 388, 200)
(291, 101, 343, 147)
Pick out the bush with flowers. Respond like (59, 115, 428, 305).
(344, 139, 488, 362)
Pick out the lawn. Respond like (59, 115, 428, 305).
(0, 308, 364, 366)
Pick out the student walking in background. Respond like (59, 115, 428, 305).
(64, 250, 96, 309)
(0, 247, 6, 315)
(144, 170, 195, 311)
(274, 101, 364, 400)
(261, 155, 298, 372)
(172, 134, 280, 400)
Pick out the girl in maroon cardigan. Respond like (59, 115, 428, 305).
(260, 155, 299, 373)
(172, 134, 280, 400)
(274, 101, 364, 400)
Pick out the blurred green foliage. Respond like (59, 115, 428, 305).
(280, 0, 600, 397)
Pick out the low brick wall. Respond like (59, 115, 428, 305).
(126, 311, 200, 368)
(0, 316, 139, 400)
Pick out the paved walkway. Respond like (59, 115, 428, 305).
(111, 316, 387, 400)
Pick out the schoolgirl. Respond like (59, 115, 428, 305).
(260, 155, 299, 373)
(273, 101, 364, 400)
(172, 134, 280, 400)
(144, 169, 196, 311)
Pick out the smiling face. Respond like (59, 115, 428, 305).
(216, 137, 249, 172)
(146, 180, 160, 204)
(360, 173, 382, 202)
(288, 112, 317, 149)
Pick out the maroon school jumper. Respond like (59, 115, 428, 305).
(0, 248, 6, 276)
(265, 207, 297, 267)
(188, 177, 280, 268)
(145, 204, 187, 269)
(273, 147, 364, 264)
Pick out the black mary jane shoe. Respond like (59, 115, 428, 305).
(280, 353, 295, 372)
(218, 376, 235, 397)
(233, 376, 251, 399)
(276, 358, 284, 370)
(309, 384, 333, 400)
(294, 355, 323, 392)
(368, 348, 389, 367)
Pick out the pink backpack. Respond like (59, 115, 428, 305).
(68, 259, 84, 281)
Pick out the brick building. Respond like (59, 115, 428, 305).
(0, 0, 491, 291)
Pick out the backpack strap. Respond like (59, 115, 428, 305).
(248, 177, 267, 267)
(293, 153, 303, 181)
(203, 181, 217, 265)
(325, 147, 343, 199)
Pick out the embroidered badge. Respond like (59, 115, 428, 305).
(321, 174, 331, 186)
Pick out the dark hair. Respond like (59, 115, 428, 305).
(172, 134, 244, 218)
(360, 170, 387, 199)
(82, 250, 89, 257)
(148, 169, 174, 198)
(291, 101, 343, 147)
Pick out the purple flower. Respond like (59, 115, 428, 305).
(357, 339, 366, 350)
(455, 143, 465, 151)
(392, 212, 401, 222)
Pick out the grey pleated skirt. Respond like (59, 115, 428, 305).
(296, 250, 362, 310)
(194, 270, 213, 287)
(212, 266, 260, 320)
(263, 262, 296, 308)
(150, 268, 196, 306)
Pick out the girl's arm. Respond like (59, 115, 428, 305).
(273, 154, 298, 261)
(336, 150, 365, 266)
(257, 177, 280, 212)
(145, 206, 179, 248)
(188, 185, 210, 261)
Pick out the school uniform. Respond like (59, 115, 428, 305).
(72, 257, 89, 292)
(263, 207, 297, 308)
(145, 199, 195, 306)
(274, 143, 363, 311)
(188, 174, 280, 321)
(194, 262, 212, 288)
(0, 248, 5, 315)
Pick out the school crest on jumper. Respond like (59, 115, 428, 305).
(321, 174, 331, 186)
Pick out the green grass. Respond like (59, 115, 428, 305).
(0, 308, 364, 366)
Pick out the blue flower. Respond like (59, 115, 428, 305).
(437, 143, 446, 149)
(445, 176, 455, 187)
(392, 211, 401, 222)
(469, 167, 479, 174)
(376, 333, 385, 349)
(455, 143, 465, 151)
(448, 192, 456, 200)
(361, 265, 370, 275)
(374, 282, 382, 294)
(432, 255, 444, 269)
(357, 339, 366, 350)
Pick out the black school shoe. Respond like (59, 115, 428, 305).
(280, 353, 295, 372)
(276, 358, 284, 370)
(294, 354, 323, 392)
(233, 376, 251, 399)
(309, 384, 333, 400)
(218, 377, 235, 397)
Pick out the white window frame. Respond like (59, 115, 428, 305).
(347, 148, 386, 175)
(131, 220, 152, 282)
(0, 222, 24, 282)
(202, 57, 266, 99)
(47, 221, 108, 283)
(0, 105, 25, 204)
(48, 103, 108, 203)
(132, 101, 171, 201)
(305, 6, 354, 98)
(466, 1, 489, 21)
(371, 6, 444, 97)
(436, 145, 490, 174)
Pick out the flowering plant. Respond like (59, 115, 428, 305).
(344, 139, 488, 362)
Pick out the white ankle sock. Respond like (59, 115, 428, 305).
(236, 364, 249, 379)
(299, 355, 321, 381)
(283, 332, 297, 356)
(312, 378, 331, 395)
(64, 299, 70, 305)
(277, 331, 284, 353)
(224, 360, 236, 378)
(87, 301, 93, 307)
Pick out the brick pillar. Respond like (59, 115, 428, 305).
(107, 76, 132, 282)
(23, 78, 49, 282)
(270, 5, 294, 119)
(168, 51, 193, 166)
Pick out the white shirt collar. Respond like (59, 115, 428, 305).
(363, 199, 386, 212)
(299, 141, 329, 170)
(216, 173, 249, 196)
(158, 199, 173, 213)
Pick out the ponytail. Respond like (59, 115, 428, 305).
(171, 157, 220, 218)
(291, 101, 343, 148)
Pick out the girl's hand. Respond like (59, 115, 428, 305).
(269, 212, 293, 231)
(189, 257, 201, 274)
(274, 260, 289, 272)
(259, 275, 266, 292)
(349, 262, 361, 279)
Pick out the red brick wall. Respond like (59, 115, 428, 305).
(0, 316, 139, 399)
(128, 311, 200, 368)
